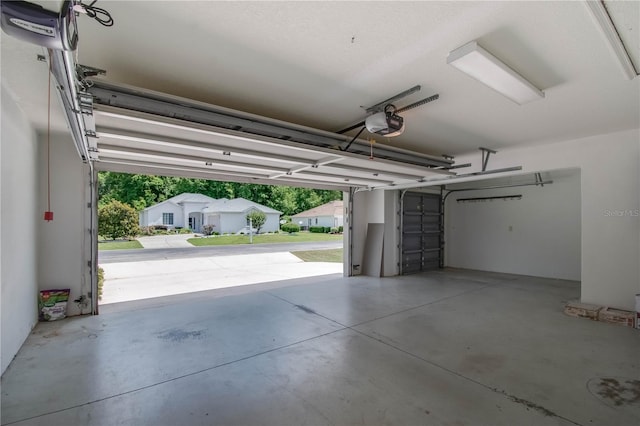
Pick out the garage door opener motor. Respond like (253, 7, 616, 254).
(1, 0, 78, 51)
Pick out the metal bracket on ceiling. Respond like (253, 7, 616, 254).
(77, 64, 106, 79)
(479, 147, 497, 172)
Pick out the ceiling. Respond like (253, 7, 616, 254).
(2, 1, 639, 179)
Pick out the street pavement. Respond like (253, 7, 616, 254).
(99, 240, 343, 263)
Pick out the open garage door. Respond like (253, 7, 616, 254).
(56, 77, 461, 314)
(400, 192, 443, 275)
(87, 80, 454, 188)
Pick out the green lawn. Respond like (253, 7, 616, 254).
(291, 248, 343, 263)
(98, 240, 143, 250)
(188, 232, 342, 246)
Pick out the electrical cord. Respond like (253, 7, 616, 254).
(76, 0, 114, 27)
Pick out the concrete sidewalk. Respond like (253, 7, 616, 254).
(136, 234, 196, 248)
(100, 251, 342, 304)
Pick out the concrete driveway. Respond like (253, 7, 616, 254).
(101, 234, 344, 305)
(100, 251, 343, 305)
(136, 234, 197, 248)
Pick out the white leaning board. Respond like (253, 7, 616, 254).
(362, 223, 384, 277)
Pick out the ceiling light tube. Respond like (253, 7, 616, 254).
(585, 0, 637, 80)
(447, 41, 544, 105)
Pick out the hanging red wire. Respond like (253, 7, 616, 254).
(44, 52, 53, 222)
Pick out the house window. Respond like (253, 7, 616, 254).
(162, 213, 174, 225)
(315, 218, 318, 225)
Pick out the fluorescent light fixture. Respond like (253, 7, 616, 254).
(585, 0, 638, 80)
(447, 41, 544, 105)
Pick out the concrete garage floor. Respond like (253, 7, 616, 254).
(2, 269, 639, 426)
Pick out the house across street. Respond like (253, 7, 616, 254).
(139, 193, 282, 233)
(292, 200, 343, 230)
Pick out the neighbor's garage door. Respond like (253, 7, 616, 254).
(401, 192, 442, 274)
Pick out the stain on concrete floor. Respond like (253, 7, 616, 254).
(588, 377, 640, 408)
(156, 328, 206, 342)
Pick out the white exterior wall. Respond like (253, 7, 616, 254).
(1, 85, 40, 374)
(262, 214, 280, 233)
(446, 129, 639, 311)
(38, 133, 91, 318)
(219, 212, 247, 234)
(446, 171, 581, 281)
(217, 212, 279, 233)
(142, 203, 182, 228)
(293, 215, 342, 229)
(204, 214, 221, 232)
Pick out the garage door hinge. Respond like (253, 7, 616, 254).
(87, 202, 91, 208)
(87, 260, 92, 267)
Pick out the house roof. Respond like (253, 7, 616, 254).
(202, 198, 282, 214)
(168, 193, 218, 204)
(142, 193, 217, 211)
(292, 200, 343, 218)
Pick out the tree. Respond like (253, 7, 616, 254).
(246, 210, 267, 234)
(97, 171, 344, 216)
(98, 200, 139, 240)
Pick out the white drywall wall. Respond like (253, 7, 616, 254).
(446, 171, 581, 280)
(447, 129, 639, 311)
(38, 132, 90, 317)
(1, 85, 40, 374)
(351, 189, 399, 277)
(351, 190, 385, 275)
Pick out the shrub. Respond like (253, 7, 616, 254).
(139, 226, 155, 236)
(202, 224, 216, 235)
(98, 200, 140, 240)
(338, 226, 343, 233)
(330, 227, 339, 234)
(281, 222, 300, 233)
(178, 228, 192, 234)
(97, 266, 104, 301)
(309, 226, 330, 233)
